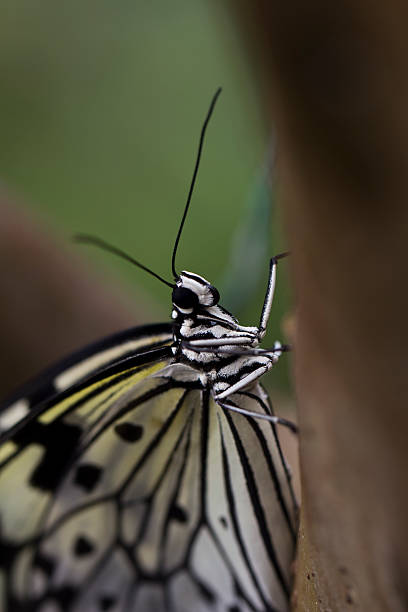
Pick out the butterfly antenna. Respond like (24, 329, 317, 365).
(171, 87, 222, 279)
(75, 234, 174, 288)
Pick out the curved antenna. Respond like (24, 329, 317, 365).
(171, 87, 222, 279)
(75, 234, 174, 288)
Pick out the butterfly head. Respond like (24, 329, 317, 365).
(172, 271, 220, 317)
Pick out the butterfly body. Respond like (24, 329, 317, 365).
(0, 263, 296, 612)
(170, 268, 283, 402)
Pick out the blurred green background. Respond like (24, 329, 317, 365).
(0, 1, 291, 389)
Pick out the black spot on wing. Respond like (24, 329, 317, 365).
(14, 584, 78, 611)
(25, 421, 82, 492)
(169, 504, 188, 523)
(73, 535, 95, 557)
(228, 606, 241, 612)
(74, 463, 102, 492)
(55, 585, 77, 609)
(114, 422, 143, 442)
(99, 595, 116, 610)
(219, 516, 228, 528)
(33, 551, 56, 577)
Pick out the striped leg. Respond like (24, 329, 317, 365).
(258, 252, 289, 340)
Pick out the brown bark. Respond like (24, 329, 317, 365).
(235, 3, 408, 610)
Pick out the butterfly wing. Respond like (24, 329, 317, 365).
(0, 322, 173, 441)
(0, 326, 175, 612)
(0, 324, 296, 612)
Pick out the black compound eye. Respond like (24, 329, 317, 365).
(172, 286, 199, 310)
(209, 286, 220, 305)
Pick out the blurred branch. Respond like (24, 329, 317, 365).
(234, 2, 408, 610)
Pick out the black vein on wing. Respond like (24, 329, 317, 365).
(218, 412, 277, 612)
(236, 392, 297, 542)
(1, 371, 296, 611)
(242, 390, 299, 520)
(224, 409, 291, 601)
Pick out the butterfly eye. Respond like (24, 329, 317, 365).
(172, 286, 199, 310)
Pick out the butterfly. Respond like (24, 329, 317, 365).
(0, 89, 298, 612)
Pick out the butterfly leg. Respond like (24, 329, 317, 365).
(214, 356, 277, 400)
(181, 342, 285, 397)
(185, 335, 261, 349)
(215, 390, 297, 433)
(257, 252, 289, 341)
(182, 340, 289, 357)
(211, 345, 297, 432)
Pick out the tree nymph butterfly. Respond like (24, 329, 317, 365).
(0, 89, 298, 612)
